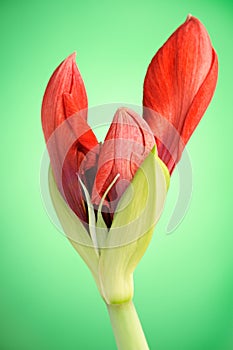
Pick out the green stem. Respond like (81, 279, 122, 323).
(107, 301, 149, 350)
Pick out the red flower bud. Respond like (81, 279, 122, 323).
(41, 53, 99, 222)
(91, 108, 155, 215)
(143, 15, 218, 173)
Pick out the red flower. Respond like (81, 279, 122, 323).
(41, 54, 154, 227)
(42, 53, 99, 223)
(42, 15, 218, 227)
(91, 107, 155, 224)
(143, 15, 218, 174)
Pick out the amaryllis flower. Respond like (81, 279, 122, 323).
(41, 15, 218, 350)
(143, 15, 218, 173)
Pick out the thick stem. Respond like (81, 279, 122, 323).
(107, 301, 149, 350)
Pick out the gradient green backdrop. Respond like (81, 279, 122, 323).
(1, 0, 233, 349)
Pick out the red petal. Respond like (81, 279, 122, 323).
(143, 15, 218, 173)
(41, 53, 87, 142)
(92, 108, 155, 213)
(41, 54, 99, 222)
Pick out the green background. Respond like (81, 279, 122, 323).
(1, 0, 233, 349)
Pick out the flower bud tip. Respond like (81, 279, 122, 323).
(67, 52, 76, 62)
(186, 14, 193, 21)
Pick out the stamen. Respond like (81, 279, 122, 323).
(77, 174, 99, 256)
(97, 173, 120, 222)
